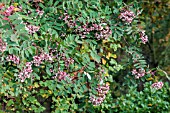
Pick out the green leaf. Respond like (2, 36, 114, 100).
(54, 1, 60, 6)
(25, 50, 29, 58)
(48, 0, 53, 6)
(90, 51, 101, 63)
(8, 14, 18, 20)
(110, 59, 117, 65)
(6, 99, 14, 106)
(15, 24, 25, 30)
(84, 71, 91, 80)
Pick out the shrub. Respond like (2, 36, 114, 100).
(0, 0, 169, 112)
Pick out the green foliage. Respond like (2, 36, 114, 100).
(0, 0, 169, 112)
(115, 82, 170, 112)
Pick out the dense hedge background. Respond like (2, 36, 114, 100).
(0, 0, 169, 113)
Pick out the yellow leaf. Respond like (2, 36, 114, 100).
(48, 90, 52, 95)
(28, 108, 32, 110)
(74, 65, 78, 69)
(33, 82, 39, 88)
(12, 64, 16, 66)
(23, 94, 28, 98)
(112, 54, 117, 59)
(104, 71, 109, 76)
(10, 88, 14, 92)
(106, 82, 110, 86)
(41, 66, 45, 69)
(13, 3, 18, 7)
(12, 108, 15, 111)
(81, 45, 84, 49)
(102, 58, 106, 65)
(102, 40, 108, 44)
(42, 94, 47, 98)
(148, 104, 152, 107)
(14, 8, 20, 12)
(106, 52, 111, 59)
(147, 77, 154, 81)
(106, 53, 117, 59)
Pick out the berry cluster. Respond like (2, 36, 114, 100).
(2, 5, 21, 20)
(18, 62, 33, 82)
(89, 83, 109, 106)
(60, 12, 77, 28)
(131, 68, 145, 79)
(36, 9, 44, 16)
(139, 30, 148, 44)
(60, 12, 112, 40)
(17, 52, 53, 82)
(119, 8, 135, 24)
(62, 56, 74, 67)
(2, 5, 15, 16)
(75, 23, 112, 40)
(25, 24, 40, 34)
(151, 82, 164, 90)
(0, 38, 7, 52)
(33, 53, 53, 66)
(6, 54, 20, 64)
(49, 52, 75, 81)
(52, 71, 70, 81)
